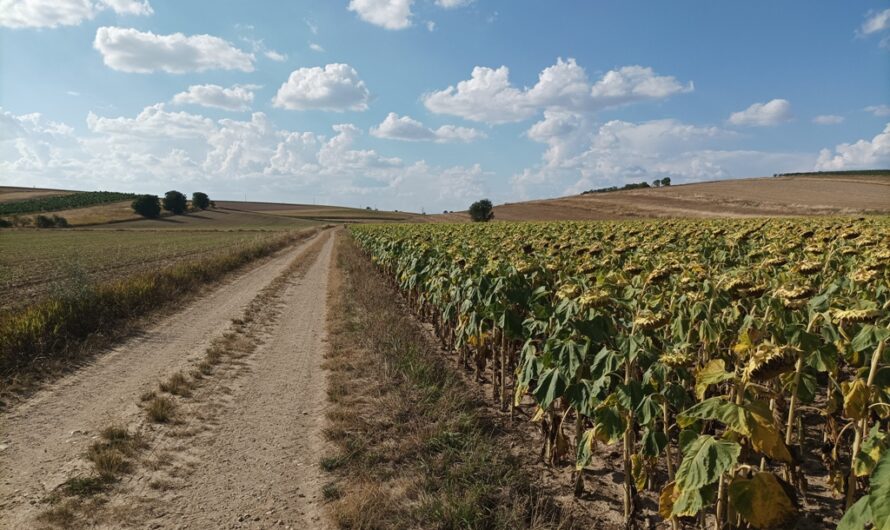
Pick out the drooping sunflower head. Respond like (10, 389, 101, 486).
(646, 266, 672, 285)
(723, 276, 754, 293)
(832, 308, 881, 325)
(659, 349, 694, 368)
(743, 343, 797, 382)
(851, 268, 878, 283)
(774, 285, 814, 301)
(797, 260, 823, 275)
(774, 284, 814, 309)
(623, 263, 643, 275)
(578, 289, 612, 309)
(634, 311, 670, 332)
(762, 256, 788, 268)
(513, 258, 534, 274)
(556, 282, 582, 300)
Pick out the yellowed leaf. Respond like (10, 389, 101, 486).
(843, 379, 869, 422)
(728, 472, 798, 529)
(631, 454, 647, 491)
(658, 481, 677, 520)
(748, 411, 793, 463)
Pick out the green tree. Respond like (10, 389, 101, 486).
(192, 192, 210, 210)
(131, 194, 161, 218)
(34, 215, 55, 228)
(162, 190, 187, 215)
(661, 177, 672, 186)
(468, 199, 495, 222)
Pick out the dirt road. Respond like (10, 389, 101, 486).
(0, 230, 335, 529)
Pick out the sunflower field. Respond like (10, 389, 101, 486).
(350, 217, 890, 529)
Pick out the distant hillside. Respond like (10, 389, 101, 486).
(0, 186, 416, 227)
(431, 172, 890, 222)
(216, 201, 419, 223)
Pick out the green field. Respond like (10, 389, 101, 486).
(0, 191, 136, 216)
(0, 229, 296, 310)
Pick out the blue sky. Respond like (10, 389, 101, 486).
(1, 0, 889, 211)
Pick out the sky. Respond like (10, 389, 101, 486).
(1, 0, 889, 212)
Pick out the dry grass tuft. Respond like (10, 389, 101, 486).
(148, 479, 176, 491)
(37, 499, 79, 527)
(159, 371, 193, 397)
(62, 475, 110, 496)
(87, 445, 131, 479)
(146, 395, 177, 423)
(330, 484, 396, 528)
(84, 425, 144, 480)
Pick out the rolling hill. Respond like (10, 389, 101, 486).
(0, 187, 418, 227)
(430, 172, 890, 222)
(3, 172, 888, 228)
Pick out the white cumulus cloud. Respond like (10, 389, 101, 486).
(816, 123, 890, 170)
(865, 104, 890, 117)
(728, 99, 792, 127)
(93, 26, 254, 73)
(0, 0, 151, 29)
(348, 0, 413, 30)
(812, 115, 844, 125)
(0, 105, 487, 211)
(423, 58, 693, 124)
(272, 64, 370, 112)
(860, 8, 890, 35)
(264, 49, 287, 62)
(98, 0, 150, 15)
(370, 112, 485, 143)
(435, 0, 473, 8)
(171, 84, 257, 112)
(513, 114, 812, 200)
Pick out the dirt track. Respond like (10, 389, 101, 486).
(0, 230, 334, 528)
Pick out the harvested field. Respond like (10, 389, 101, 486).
(431, 174, 890, 222)
(217, 200, 418, 222)
(0, 186, 74, 203)
(0, 229, 299, 310)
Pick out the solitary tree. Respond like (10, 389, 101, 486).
(468, 199, 495, 222)
(660, 177, 671, 186)
(192, 192, 210, 210)
(162, 190, 187, 215)
(652, 179, 662, 188)
(132, 194, 162, 218)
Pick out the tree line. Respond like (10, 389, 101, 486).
(131, 191, 213, 218)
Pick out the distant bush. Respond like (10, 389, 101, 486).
(469, 199, 494, 222)
(162, 191, 187, 215)
(774, 169, 890, 177)
(581, 181, 652, 194)
(0, 191, 136, 216)
(0, 218, 10, 228)
(34, 215, 56, 228)
(131, 195, 161, 218)
(191, 192, 210, 210)
(35, 215, 69, 228)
